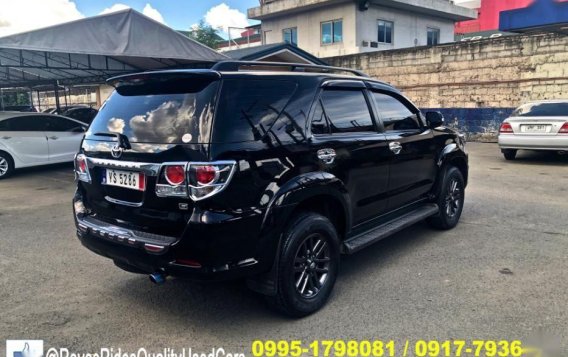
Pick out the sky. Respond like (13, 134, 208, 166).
(0, 0, 261, 39)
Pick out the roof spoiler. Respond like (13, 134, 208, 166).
(106, 70, 221, 88)
(211, 61, 369, 78)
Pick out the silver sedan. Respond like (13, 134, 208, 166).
(498, 100, 568, 160)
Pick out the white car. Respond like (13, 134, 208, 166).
(0, 112, 87, 179)
(498, 100, 568, 160)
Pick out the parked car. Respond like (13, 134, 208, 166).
(0, 112, 87, 179)
(61, 107, 98, 124)
(72, 62, 468, 316)
(1, 105, 38, 112)
(499, 100, 568, 160)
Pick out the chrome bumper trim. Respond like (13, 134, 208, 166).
(76, 214, 176, 249)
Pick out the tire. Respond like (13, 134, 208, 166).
(267, 212, 340, 317)
(427, 166, 465, 230)
(502, 149, 517, 160)
(0, 152, 14, 180)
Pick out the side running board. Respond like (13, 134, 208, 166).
(343, 203, 439, 254)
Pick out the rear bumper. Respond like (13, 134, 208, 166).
(73, 193, 276, 281)
(498, 135, 568, 150)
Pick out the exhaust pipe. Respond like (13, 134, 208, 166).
(149, 271, 167, 285)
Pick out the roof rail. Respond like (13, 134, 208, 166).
(211, 61, 369, 78)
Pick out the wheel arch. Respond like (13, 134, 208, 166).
(436, 143, 468, 187)
(248, 172, 351, 297)
(261, 171, 352, 240)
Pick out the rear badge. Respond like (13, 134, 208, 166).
(182, 134, 192, 143)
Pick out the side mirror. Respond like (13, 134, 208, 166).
(425, 111, 444, 128)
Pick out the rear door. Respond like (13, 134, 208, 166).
(78, 73, 220, 236)
(370, 90, 437, 210)
(0, 116, 49, 166)
(309, 81, 391, 226)
(45, 116, 86, 163)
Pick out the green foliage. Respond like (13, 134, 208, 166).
(1, 92, 30, 107)
(188, 20, 222, 49)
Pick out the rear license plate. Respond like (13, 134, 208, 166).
(103, 169, 145, 191)
(521, 124, 550, 133)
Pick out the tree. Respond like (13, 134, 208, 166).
(189, 20, 222, 49)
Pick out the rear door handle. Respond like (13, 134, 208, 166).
(48, 136, 58, 140)
(1, 136, 11, 140)
(389, 142, 402, 155)
(317, 148, 336, 164)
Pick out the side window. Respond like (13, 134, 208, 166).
(372, 92, 421, 131)
(46, 116, 83, 131)
(320, 89, 374, 133)
(310, 100, 329, 135)
(214, 79, 298, 142)
(4, 116, 46, 131)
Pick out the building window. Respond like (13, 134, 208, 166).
(282, 27, 298, 45)
(321, 19, 343, 45)
(378, 20, 393, 44)
(427, 27, 440, 46)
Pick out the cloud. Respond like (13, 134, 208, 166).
(204, 3, 250, 37)
(0, 0, 84, 37)
(100, 3, 165, 24)
(142, 4, 165, 24)
(100, 3, 131, 14)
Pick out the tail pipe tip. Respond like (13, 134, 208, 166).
(149, 271, 167, 285)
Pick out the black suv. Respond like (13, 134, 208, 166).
(73, 62, 468, 316)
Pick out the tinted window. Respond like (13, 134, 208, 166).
(213, 79, 297, 143)
(321, 90, 374, 133)
(512, 102, 568, 117)
(0, 116, 47, 131)
(372, 92, 421, 131)
(310, 100, 329, 135)
(321, 20, 342, 44)
(283, 27, 297, 45)
(65, 108, 97, 123)
(46, 116, 84, 131)
(378, 20, 393, 44)
(427, 27, 440, 46)
(86, 81, 219, 144)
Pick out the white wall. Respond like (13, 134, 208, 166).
(356, 5, 456, 52)
(260, 2, 457, 57)
(261, 2, 358, 58)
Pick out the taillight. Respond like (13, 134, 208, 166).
(559, 122, 568, 134)
(74, 154, 91, 183)
(155, 161, 236, 200)
(499, 122, 513, 134)
(188, 161, 236, 201)
(165, 165, 186, 186)
(195, 165, 216, 185)
(156, 163, 188, 198)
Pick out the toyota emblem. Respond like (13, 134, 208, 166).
(111, 144, 123, 159)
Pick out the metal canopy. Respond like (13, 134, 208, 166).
(0, 9, 228, 88)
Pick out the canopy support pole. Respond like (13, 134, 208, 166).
(54, 82, 61, 113)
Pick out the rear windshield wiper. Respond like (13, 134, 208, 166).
(93, 131, 131, 150)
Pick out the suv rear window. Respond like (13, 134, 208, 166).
(512, 102, 568, 117)
(86, 80, 219, 144)
(212, 79, 298, 143)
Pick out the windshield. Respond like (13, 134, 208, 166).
(512, 102, 568, 117)
(86, 80, 219, 144)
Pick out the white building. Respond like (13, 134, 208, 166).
(248, 0, 477, 58)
